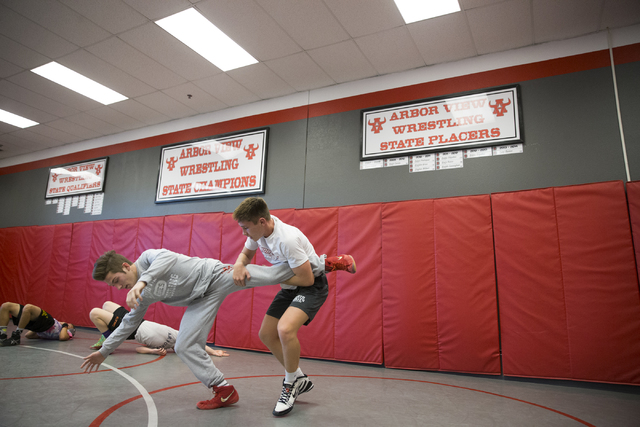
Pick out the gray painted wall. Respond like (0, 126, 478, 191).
(1, 62, 638, 228)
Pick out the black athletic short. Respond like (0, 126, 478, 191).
(108, 306, 140, 340)
(12, 304, 55, 333)
(266, 273, 328, 325)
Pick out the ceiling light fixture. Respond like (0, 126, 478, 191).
(394, 0, 461, 24)
(0, 108, 39, 128)
(156, 8, 258, 72)
(31, 62, 127, 105)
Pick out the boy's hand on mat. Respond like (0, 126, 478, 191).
(81, 352, 106, 373)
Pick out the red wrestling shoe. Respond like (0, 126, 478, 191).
(325, 254, 356, 274)
(196, 384, 239, 410)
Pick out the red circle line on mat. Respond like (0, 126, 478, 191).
(91, 374, 596, 427)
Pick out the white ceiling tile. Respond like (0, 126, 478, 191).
(323, 0, 405, 38)
(0, 34, 50, 70)
(47, 118, 102, 140)
(355, 26, 426, 75)
(256, 0, 350, 50)
(601, 0, 640, 29)
(9, 71, 101, 112)
(60, 49, 156, 98)
(21, 125, 77, 146)
(265, 52, 336, 91)
(467, 0, 533, 55)
(0, 58, 22, 79)
(2, 0, 111, 47)
(162, 83, 227, 113)
(119, 22, 221, 81)
(460, 0, 510, 9)
(307, 40, 378, 84)
(86, 37, 187, 90)
(0, 4, 78, 58)
(0, 80, 80, 118)
(83, 106, 144, 132)
(134, 91, 199, 119)
(109, 99, 172, 126)
(194, 73, 261, 106)
(197, 0, 302, 61)
(227, 63, 296, 100)
(65, 112, 124, 134)
(123, 0, 193, 20)
(409, 12, 477, 65)
(533, 0, 603, 43)
(0, 94, 59, 124)
(60, 0, 149, 34)
(0, 132, 51, 154)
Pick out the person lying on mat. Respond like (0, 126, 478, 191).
(0, 302, 75, 346)
(88, 300, 229, 357)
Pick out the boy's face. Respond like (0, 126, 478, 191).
(104, 263, 137, 290)
(237, 218, 265, 241)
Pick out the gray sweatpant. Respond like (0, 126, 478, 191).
(174, 255, 322, 389)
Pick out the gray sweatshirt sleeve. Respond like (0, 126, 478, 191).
(98, 295, 150, 357)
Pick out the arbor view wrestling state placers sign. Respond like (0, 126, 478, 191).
(156, 129, 268, 202)
(361, 86, 522, 160)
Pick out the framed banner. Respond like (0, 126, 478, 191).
(156, 128, 268, 203)
(362, 85, 523, 160)
(45, 158, 107, 199)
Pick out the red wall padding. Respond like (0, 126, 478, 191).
(434, 195, 500, 374)
(493, 181, 640, 384)
(334, 203, 383, 364)
(2, 180, 640, 384)
(381, 197, 501, 374)
(382, 200, 440, 370)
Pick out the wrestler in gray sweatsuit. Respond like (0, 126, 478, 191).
(99, 248, 320, 388)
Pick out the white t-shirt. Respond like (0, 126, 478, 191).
(135, 320, 178, 349)
(244, 216, 322, 289)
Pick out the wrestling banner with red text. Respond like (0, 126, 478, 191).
(46, 158, 107, 198)
(156, 129, 268, 202)
(362, 86, 522, 160)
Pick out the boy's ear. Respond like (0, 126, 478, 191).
(122, 262, 131, 272)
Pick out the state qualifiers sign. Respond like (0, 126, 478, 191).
(46, 158, 107, 198)
(362, 86, 522, 160)
(156, 129, 268, 202)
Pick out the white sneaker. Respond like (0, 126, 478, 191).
(295, 374, 314, 395)
(273, 379, 297, 416)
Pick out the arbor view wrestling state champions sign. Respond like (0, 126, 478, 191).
(362, 86, 522, 160)
(156, 129, 268, 202)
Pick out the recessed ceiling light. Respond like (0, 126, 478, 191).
(156, 8, 258, 72)
(31, 62, 127, 105)
(0, 108, 39, 128)
(394, 0, 461, 24)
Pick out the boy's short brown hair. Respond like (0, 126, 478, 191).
(92, 250, 132, 281)
(233, 197, 271, 223)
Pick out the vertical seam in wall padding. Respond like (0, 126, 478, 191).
(63, 224, 74, 313)
(433, 201, 441, 370)
(622, 184, 640, 296)
(187, 215, 194, 256)
(160, 217, 165, 249)
(135, 218, 140, 258)
(302, 93, 310, 208)
(489, 194, 504, 375)
(336, 206, 342, 359)
(379, 204, 385, 366)
(554, 189, 572, 378)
